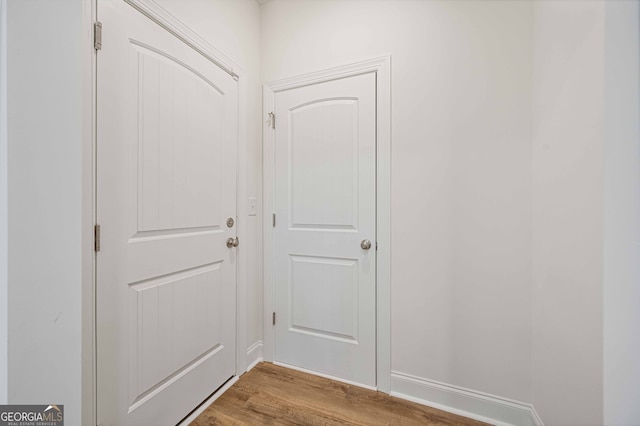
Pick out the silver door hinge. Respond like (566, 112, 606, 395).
(268, 112, 275, 129)
(94, 224, 101, 252)
(272, 312, 276, 325)
(272, 213, 276, 227)
(94, 21, 103, 50)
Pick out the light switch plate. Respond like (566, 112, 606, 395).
(248, 197, 257, 216)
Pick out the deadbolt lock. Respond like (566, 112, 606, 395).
(226, 217, 235, 228)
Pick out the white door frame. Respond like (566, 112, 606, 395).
(88, 0, 250, 423)
(263, 56, 391, 393)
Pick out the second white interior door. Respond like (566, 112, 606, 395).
(273, 72, 377, 387)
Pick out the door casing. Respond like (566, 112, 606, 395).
(87, 0, 251, 423)
(263, 56, 391, 392)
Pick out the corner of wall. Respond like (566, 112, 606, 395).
(532, 0, 606, 423)
(603, 0, 640, 423)
(0, 0, 8, 405)
(246, 340, 263, 372)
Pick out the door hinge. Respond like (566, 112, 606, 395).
(272, 312, 276, 325)
(272, 213, 276, 227)
(376, 241, 378, 251)
(94, 224, 101, 252)
(268, 112, 275, 129)
(94, 21, 103, 50)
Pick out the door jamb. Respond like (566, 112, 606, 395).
(262, 56, 391, 393)
(82, 1, 96, 424)
(89, 1, 251, 423)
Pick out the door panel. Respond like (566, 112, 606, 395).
(134, 42, 224, 232)
(274, 73, 377, 387)
(289, 99, 359, 229)
(290, 255, 359, 342)
(97, 1, 238, 424)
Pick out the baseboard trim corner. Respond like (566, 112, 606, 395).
(391, 371, 539, 426)
(246, 340, 263, 372)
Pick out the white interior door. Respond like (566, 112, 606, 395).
(96, 1, 238, 424)
(273, 72, 377, 387)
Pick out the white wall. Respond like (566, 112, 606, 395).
(531, 1, 605, 424)
(261, 0, 534, 407)
(152, 0, 263, 357)
(603, 1, 640, 424)
(6, 1, 85, 424)
(4, 1, 637, 423)
(0, 0, 8, 405)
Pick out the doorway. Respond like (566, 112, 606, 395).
(263, 57, 391, 391)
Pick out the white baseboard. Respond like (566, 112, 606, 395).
(246, 340, 263, 372)
(391, 371, 542, 426)
(274, 361, 378, 391)
(180, 357, 546, 426)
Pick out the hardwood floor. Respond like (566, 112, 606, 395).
(190, 363, 488, 425)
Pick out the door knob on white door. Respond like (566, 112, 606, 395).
(361, 239, 372, 250)
(226, 237, 239, 248)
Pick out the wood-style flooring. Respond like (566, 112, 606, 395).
(191, 363, 488, 425)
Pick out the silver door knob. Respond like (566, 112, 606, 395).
(361, 239, 372, 250)
(226, 237, 239, 248)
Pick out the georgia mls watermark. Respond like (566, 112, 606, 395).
(0, 405, 63, 426)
